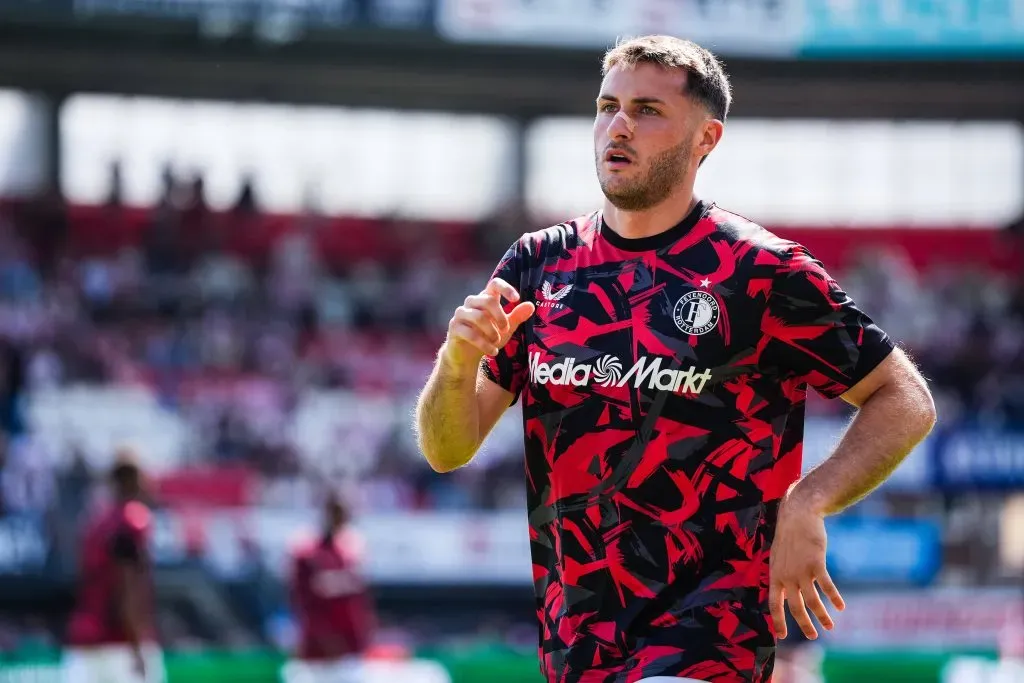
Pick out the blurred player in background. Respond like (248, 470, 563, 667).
(284, 491, 375, 683)
(63, 448, 163, 683)
(416, 34, 936, 683)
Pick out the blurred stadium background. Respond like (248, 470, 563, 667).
(0, 1, 1022, 682)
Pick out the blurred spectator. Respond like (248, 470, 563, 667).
(105, 161, 123, 208)
(0, 342, 26, 437)
(233, 176, 259, 215)
(18, 183, 69, 279)
(58, 445, 93, 519)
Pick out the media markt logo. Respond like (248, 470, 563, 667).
(528, 352, 712, 395)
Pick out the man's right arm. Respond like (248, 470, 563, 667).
(415, 277, 534, 473)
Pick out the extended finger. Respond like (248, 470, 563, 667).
(801, 579, 833, 631)
(507, 301, 536, 331)
(465, 294, 510, 335)
(485, 278, 521, 303)
(455, 307, 502, 346)
(449, 321, 499, 357)
(818, 570, 845, 612)
(769, 583, 787, 639)
(785, 583, 818, 640)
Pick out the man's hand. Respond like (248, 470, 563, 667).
(416, 277, 531, 474)
(443, 277, 535, 371)
(769, 495, 845, 641)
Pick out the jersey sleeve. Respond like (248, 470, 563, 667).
(760, 246, 894, 399)
(110, 502, 150, 564)
(480, 239, 529, 404)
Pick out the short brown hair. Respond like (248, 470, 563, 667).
(110, 445, 142, 489)
(602, 35, 732, 123)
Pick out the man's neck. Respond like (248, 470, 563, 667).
(602, 188, 698, 241)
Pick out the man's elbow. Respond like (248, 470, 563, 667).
(424, 455, 470, 474)
(419, 442, 472, 474)
(920, 388, 938, 435)
(427, 459, 461, 474)
(905, 376, 938, 440)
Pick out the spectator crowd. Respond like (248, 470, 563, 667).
(0, 168, 1021, 523)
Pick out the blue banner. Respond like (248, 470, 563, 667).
(800, 0, 1024, 57)
(934, 428, 1024, 489)
(826, 517, 942, 586)
(808, 419, 1024, 492)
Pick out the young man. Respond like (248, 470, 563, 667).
(63, 449, 164, 683)
(285, 492, 375, 683)
(415, 34, 937, 683)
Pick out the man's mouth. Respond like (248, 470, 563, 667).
(604, 149, 634, 168)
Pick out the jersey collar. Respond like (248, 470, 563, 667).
(599, 199, 709, 252)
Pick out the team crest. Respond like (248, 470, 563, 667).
(672, 290, 720, 336)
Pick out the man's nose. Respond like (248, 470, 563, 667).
(607, 111, 635, 139)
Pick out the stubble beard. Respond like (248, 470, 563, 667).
(597, 139, 691, 212)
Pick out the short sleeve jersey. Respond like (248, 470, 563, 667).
(290, 531, 374, 660)
(481, 201, 893, 683)
(66, 501, 155, 647)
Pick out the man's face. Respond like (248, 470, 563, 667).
(594, 62, 701, 211)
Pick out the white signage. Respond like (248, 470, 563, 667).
(436, 0, 803, 56)
(825, 590, 1024, 650)
(152, 509, 534, 584)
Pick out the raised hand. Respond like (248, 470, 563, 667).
(443, 277, 535, 370)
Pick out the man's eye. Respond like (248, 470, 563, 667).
(641, 106, 659, 115)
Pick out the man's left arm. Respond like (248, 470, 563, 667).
(759, 246, 937, 641)
(792, 348, 936, 516)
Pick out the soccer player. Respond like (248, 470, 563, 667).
(415, 35, 936, 683)
(63, 448, 163, 683)
(285, 492, 375, 683)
